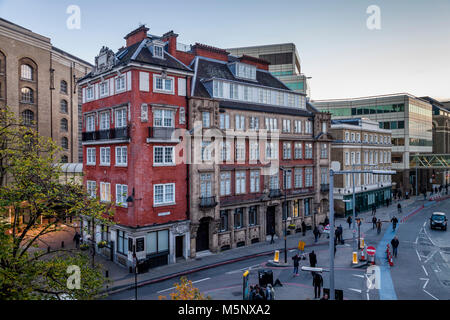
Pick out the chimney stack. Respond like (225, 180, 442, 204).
(162, 30, 178, 56)
(124, 25, 149, 47)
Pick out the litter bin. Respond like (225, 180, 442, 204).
(258, 270, 273, 287)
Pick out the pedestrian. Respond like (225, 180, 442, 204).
(292, 253, 301, 276)
(312, 272, 323, 299)
(391, 236, 399, 257)
(320, 293, 329, 300)
(397, 203, 402, 214)
(265, 284, 274, 300)
(318, 224, 324, 238)
(337, 224, 343, 244)
(254, 285, 263, 300)
(391, 216, 398, 231)
(249, 285, 255, 300)
(372, 216, 377, 230)
(313, 226, 319, 243)
(376, 219, 382, 234)
(73, 231, 81, 249)
(372, 204, 376, 215)
(324, 217, 329, 226)
(333, 239, 337, 257)
(259, 286, 266, 300)
(270, 228, 275, 244)
(347, 216, 352, 229)
(309, 250, 317, 268)
(302, 221, 307, 236)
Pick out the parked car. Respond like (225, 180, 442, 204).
(430, 212, 447, 231)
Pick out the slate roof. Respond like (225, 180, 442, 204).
(192, 57, 291, 98)
(79, 37, 192, 82)
(219, 100, 313, 117)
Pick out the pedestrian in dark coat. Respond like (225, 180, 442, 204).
(376, 219, 382, 234)
(313, 272, 323, 299)
(292, 253, 301, 275)
(391, 236, 399, 257)
(372, 216, 377, 229)
(397, 203, 402, 214)
(372, 204, 376, 215)
(309, 250, 317, 267)
(270, 228, 275, 244)
(347, 216, 352, 229)
(391, 216, 398, 231)
(73, 232, 81, 249)
(249, 286, 255, 300)
(302, 221, 307, 236)
(313, 226, 319, 243)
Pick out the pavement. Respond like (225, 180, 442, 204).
(97, 194, 438, 296)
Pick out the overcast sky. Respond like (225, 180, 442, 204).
(1, 0, 449, 101)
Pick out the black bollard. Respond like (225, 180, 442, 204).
(47, 246, 51, 253)
(105, 270, 109, 278)
(61, 241, 64, 248)
(129, 266, 133, 273)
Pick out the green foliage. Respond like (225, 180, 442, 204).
(0, 106, 114, 300)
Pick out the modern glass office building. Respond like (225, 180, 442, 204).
(227, 43, 309, 96)
(313, 94, 433, 193)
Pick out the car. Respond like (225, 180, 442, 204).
(430, 212, 447, 231)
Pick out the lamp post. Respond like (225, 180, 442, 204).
(280, 167, 288, 264)
(356, 217, 361, 249)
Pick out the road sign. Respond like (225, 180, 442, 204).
(367, 246, 376, 256)
(298, 240, 305, 251)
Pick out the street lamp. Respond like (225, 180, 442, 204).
(280, 167, 289, 264)
(356, 217, 361, 249)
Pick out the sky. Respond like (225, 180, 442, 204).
(1, 0, 449, 101)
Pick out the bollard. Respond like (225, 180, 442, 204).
(352, 251, 358, 264)
(47, 246, 51, 253)
(273, 250, 280, 263)
(129, 266, 133, 273)
(105, 270, 109, 278)
(61, 241, 64, 248)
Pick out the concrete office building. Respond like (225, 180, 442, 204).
(313, 94, 433, 194)
(0, 18, 92, 166)
(227, 43, 309, 96)
(330, 118, 392, 216)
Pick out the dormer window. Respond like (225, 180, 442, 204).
(154, 45, 164, 59)
(229, 62, 256, 81)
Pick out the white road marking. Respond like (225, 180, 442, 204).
(157, 277, 211, 293)
(366, 292, 370, 300)
(414, 236, 418, 245)
(423, 289, 439, 300)
(348, 288, 362, 293)
(423, 221, 427, 227)
(422, 265, 429, 276)
(416, 249, 422, 261)
(424, 250, 438, 264)
(419, 278, 429, 289)
(353, 274, 365, 278)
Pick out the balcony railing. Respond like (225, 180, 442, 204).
(148, 127, 175, 140)
(199, 196, 217, 208)
(321, 184, 330, 192)
(268, 188, 282, 198)
(82, 126, 130, 142)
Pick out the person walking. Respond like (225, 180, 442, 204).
(318, 224, 324, 239)
(313, 226, 320, 243)
(302, 221, 307, 236)
(337, 224, 343, 244)
(270, 228, 275, 244)
(391, 216, 399, 231)
(73, 231, 81, 249)
(397, 203, 402, 214)
(372, 216, 377, 230)
(265, 284, 274, 300)
(376, 219, 382, 234)
(347, 216, 352, 229)
(292, 253, 301, 276)
(313, 272, 323, 299)
(391, 236, 399, 257)
(249, 286, 255, 300)
(372, 204, 376, 215)
(309, 250, 317, 268)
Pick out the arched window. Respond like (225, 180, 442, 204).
(21, 110, 34, 126)
(61, 118, 68, 132)
(21, 64, 33, 80)
(21, 87, 34, 103)
(61, 137, 69, 150)
(60, 80, 68, 94)
(60, 99, 68, 113)
(61, 155, 68, 163)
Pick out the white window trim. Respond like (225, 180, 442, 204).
(86, 147, 96, 166)
(153, 183, 176, 206)
(100, 182, 111, 203)
(115, 75, 126, 93)
(153, 146, 175, 166)
(115, 184, 128, 207)
(100, 147, 111, 166)
(86, 86, 94, 101)
(115, 146, 128, 167)
(99, 81, 109, 98)
(153, 75, 175, 94)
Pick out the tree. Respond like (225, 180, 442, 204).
(158, 276, 210, 300)
(0, 106, 114, 300)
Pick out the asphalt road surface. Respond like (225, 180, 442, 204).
(107, 199, 450, 300)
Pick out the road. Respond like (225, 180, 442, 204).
(107, 199, 450, 300)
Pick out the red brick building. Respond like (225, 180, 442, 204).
(78, 26, 193, 268)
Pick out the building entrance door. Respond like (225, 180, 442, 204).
(175, 235, 184, 258)
(266, 206, 276, 235)
(196, 218, 210, 252)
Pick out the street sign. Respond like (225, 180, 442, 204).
(298, 240, 305, 251)
(367, 246, 376, 256)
